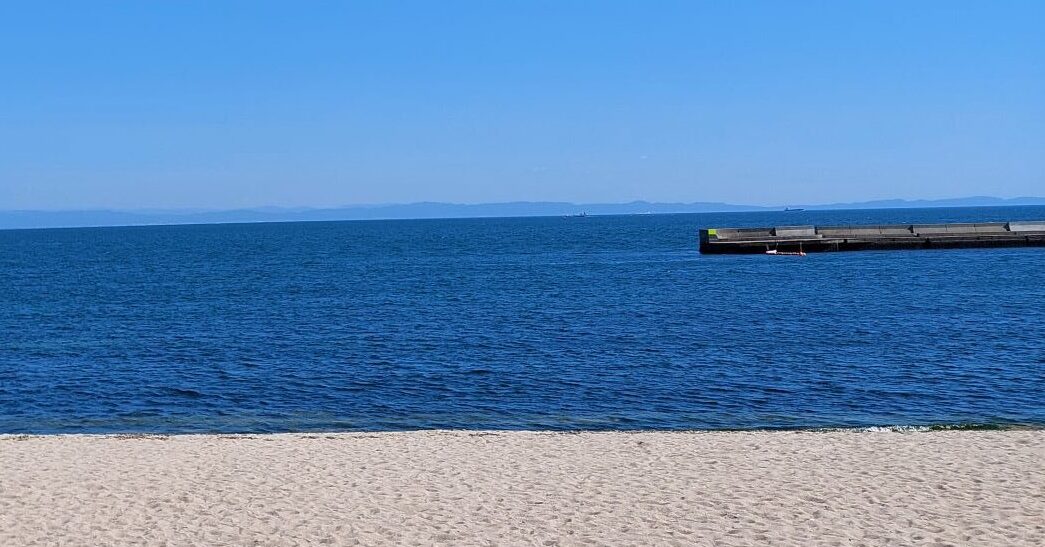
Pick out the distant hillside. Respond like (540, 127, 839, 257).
(800, 196, 1045, 210)
(2, 197, 1043, 230)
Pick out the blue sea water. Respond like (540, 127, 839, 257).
(1, 207, 1043, 434)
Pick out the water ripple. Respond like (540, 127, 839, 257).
(1, 208, 1044, 433)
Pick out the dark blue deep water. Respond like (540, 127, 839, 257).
(2, 207, 1044, 433)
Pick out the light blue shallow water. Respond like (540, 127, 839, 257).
(1, 207, 1043, 433)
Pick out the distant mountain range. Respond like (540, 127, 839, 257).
(2, 196, 1044, 230)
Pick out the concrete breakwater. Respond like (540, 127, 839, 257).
(699, 221, 1045, 254)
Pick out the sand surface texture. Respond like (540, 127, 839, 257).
(1, 430, 1042, 546)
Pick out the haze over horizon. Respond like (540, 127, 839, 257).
(6, 194, 1045, 214)
(2, 1, 1043, 210)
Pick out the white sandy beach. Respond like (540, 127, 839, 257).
(1, 430, 1042, 546)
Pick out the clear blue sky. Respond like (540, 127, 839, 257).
(2, 1, 1042, 210)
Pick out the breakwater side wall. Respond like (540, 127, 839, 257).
(699, 221, 1045, 254)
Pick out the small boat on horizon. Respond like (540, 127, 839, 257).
(784, 207, 805, 212)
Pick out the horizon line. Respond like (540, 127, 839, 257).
(2, 196, 1045, 231)
(5, 194, 1045, 214)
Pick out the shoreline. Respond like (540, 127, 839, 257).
(4, 420, 1043, 438)
(3, 429, 1042, 546)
